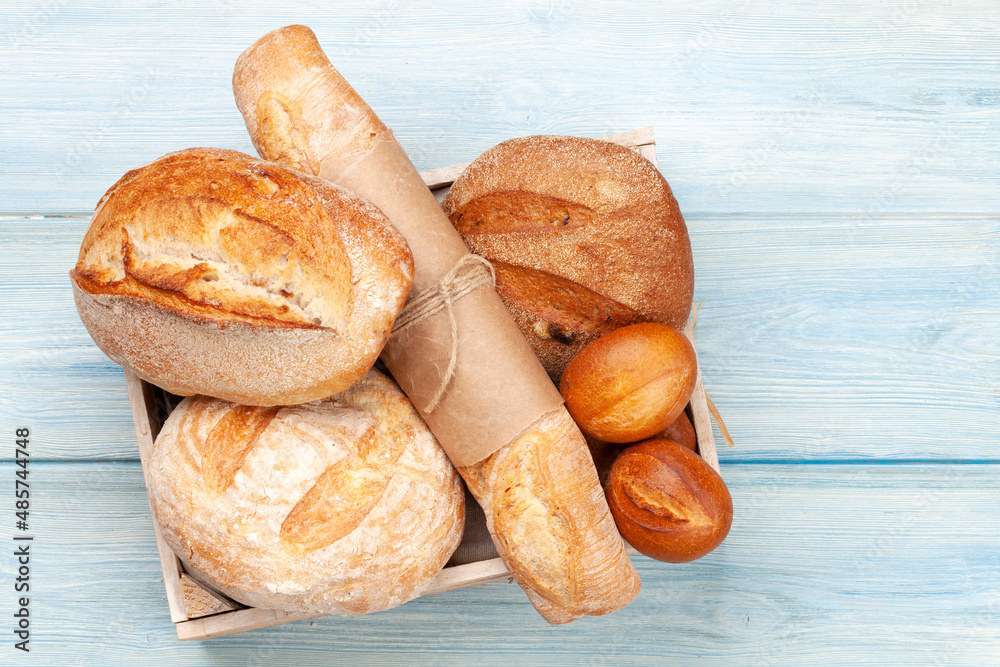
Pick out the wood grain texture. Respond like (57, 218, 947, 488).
(692, 214, 1000, 462)
(0, 462, 998, 664)
(1, 1, 998, 215)
(0, 218, 138, 459)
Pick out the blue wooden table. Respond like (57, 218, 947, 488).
(2, 2, 998, 664)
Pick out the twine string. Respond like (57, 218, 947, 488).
(391, 254, 496, 414)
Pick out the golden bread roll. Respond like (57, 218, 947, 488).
(442, 135, 694, 380)
(660, 410, 698, 452)
(560, 322, 698, 443)
(587, 409, 700, 488)
(70, 147, 413, 406)
(147, 369, 465, 614)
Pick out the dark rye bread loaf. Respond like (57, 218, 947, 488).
(442, 135, 694, 380)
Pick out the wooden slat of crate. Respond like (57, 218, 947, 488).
(127, 127, 721, 640)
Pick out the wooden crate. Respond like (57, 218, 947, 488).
(126, 127, 722, 640)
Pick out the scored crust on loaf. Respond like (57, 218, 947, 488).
(70, 147, 413, 405)
(459, 407, 641, 624)
(442, 135, 694, 379)
(148, 369, 465, 615)
(233, 24, 395, 173)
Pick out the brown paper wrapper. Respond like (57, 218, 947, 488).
(320, 139, 564, 467)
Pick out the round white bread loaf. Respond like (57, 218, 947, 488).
(70, 147, 413, 406)
(147, 369, 465, 614)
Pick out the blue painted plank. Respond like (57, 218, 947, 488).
(692, 214, 1000, 462)
(0, 462, 997, 664)
(1, 0, 998, 215)
(0, 218, 138, 460)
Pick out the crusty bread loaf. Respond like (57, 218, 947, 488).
(442, 135, 694, 380)
(147, 369, 465, 614)
(459, 407, 640, 624)
(70, 147, 413, 406)
(233, 25, 640, 624)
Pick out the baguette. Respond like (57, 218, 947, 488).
(233, 25, 639, 623)
(458, 407, 637, 623)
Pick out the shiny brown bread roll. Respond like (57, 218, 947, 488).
(147, 369, 465, 614)
(442, 135, 694, 380)
(607, 438, 732, 563)
(232, 25, 640, 624)
(70, 147, 413, 406)
(560, 322, 698, 444)
(661, 410, 698, 452)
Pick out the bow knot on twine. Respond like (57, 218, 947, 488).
(391, 253, 496, 414)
